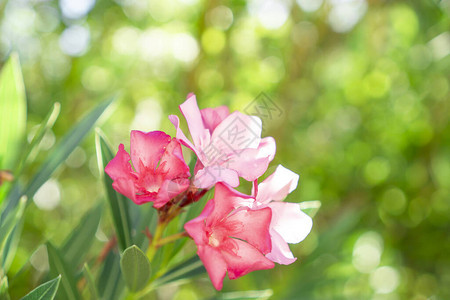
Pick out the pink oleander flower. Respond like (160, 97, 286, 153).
(169, 93, 276, 189)
(105, 130, 190, 208)
(184, 183, 275, 290)
(248, 165, 313, 265)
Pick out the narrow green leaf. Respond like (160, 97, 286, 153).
(20, 275, 61, 300)
(46, 243, 80, 300)
(61, 203, 103, 268)
(2, 96, 116, 219)
(0, 52, 26, 171)
(130, 203, 156, 249)
(17, 102, 61, 175)
(0, 275, 10, 300)
(299, 200, 321, 218)
(24, 97, 115, 200)
(120, 245, 151, 292)
(152, 255, 205, 287)
(82, 264, 99, 300)
(95, 130, 132, 251)
(97, 251, 125, 300)
(1, 197, 26, 272)
(0, 196, 25, 247)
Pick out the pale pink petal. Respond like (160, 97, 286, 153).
(179, 94, 210, 148)
(159, 138, 190, 178)
(168, 115, 196, 152)
(193, 166, 239, 189)
(227, 207, 272, 254)
(198, 245, 227, 290)
(268, 202, 312, 244)
(265, 229, 297, 265)
(200, 106, 230, 133)
(257, 137, 276, 161)
(227, 151, 271, 182)
(184, 200, 214, 244)
(257, 165, 299, 204)
(210, 112, 262, 155)
(222, 239, 274, 280)
(130, 131, 171, 172)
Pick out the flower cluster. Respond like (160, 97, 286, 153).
(106, 94, 312, 290)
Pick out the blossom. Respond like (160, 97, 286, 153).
(105, 130, 190, 208)
(169, 94, 276, 189)
(248, 165, 313, 265)
(184, 183, 274, 290)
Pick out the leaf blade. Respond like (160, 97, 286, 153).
(0, 52, 26, 171)
(95, 130, 132, 251)
(20, 275, 61, 300)
(46, 243, 80, 300)
(61, 203, 103, 268)
(120, 245, 151, 292)
(299, 200, 321, 218)
(2, 96, 116, 220)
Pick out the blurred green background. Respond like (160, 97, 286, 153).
(1, 0, 449, 299)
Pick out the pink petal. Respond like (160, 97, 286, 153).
(210, 111, 262, 155)
(198, 245, 227, 290)
(112, 178, 137, 203)
(222, 239, 274, 280)
(268, 202, 312, 244)
(130, 131, 171, 172)
(265, 229, 297, 265)
(184, 200, 214, 244)
(105, 144, 137, 202)
(178, 94, 210, 148)
(193, 165, 239, 188)
(227, 207, 272, 254)
(200, 106, 230, 133)
(207, 183, 253, 226)
(159, 138, 190, 178)
(153, 178, 190, 208)
(257, 165, 299, 204)
(134, 193, 158, 205)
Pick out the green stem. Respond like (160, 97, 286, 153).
(146, 221, 166, 262)
(156, 231, 187, 247)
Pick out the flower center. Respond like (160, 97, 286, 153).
(208, 232, 220, 247)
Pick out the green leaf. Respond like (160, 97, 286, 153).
(0, 53, 26, 171)
(61, 203, 103, 268)
(0, 275, 10, 300)
(20, 275, 61, 300)
(120, 245, 151, 292)
(97, 251, 124, 300)
(0, 197, 26, 272)
(46, 243, 80, 300)
(152, 255, 205, 287)
(16, 102, 60, 176)
(95, 130, 132, 251)
(0, 196, 25, 248)
(2, 96, 116, 219)
(299, 200, 321, 218)
(82, 264, 99, 300)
